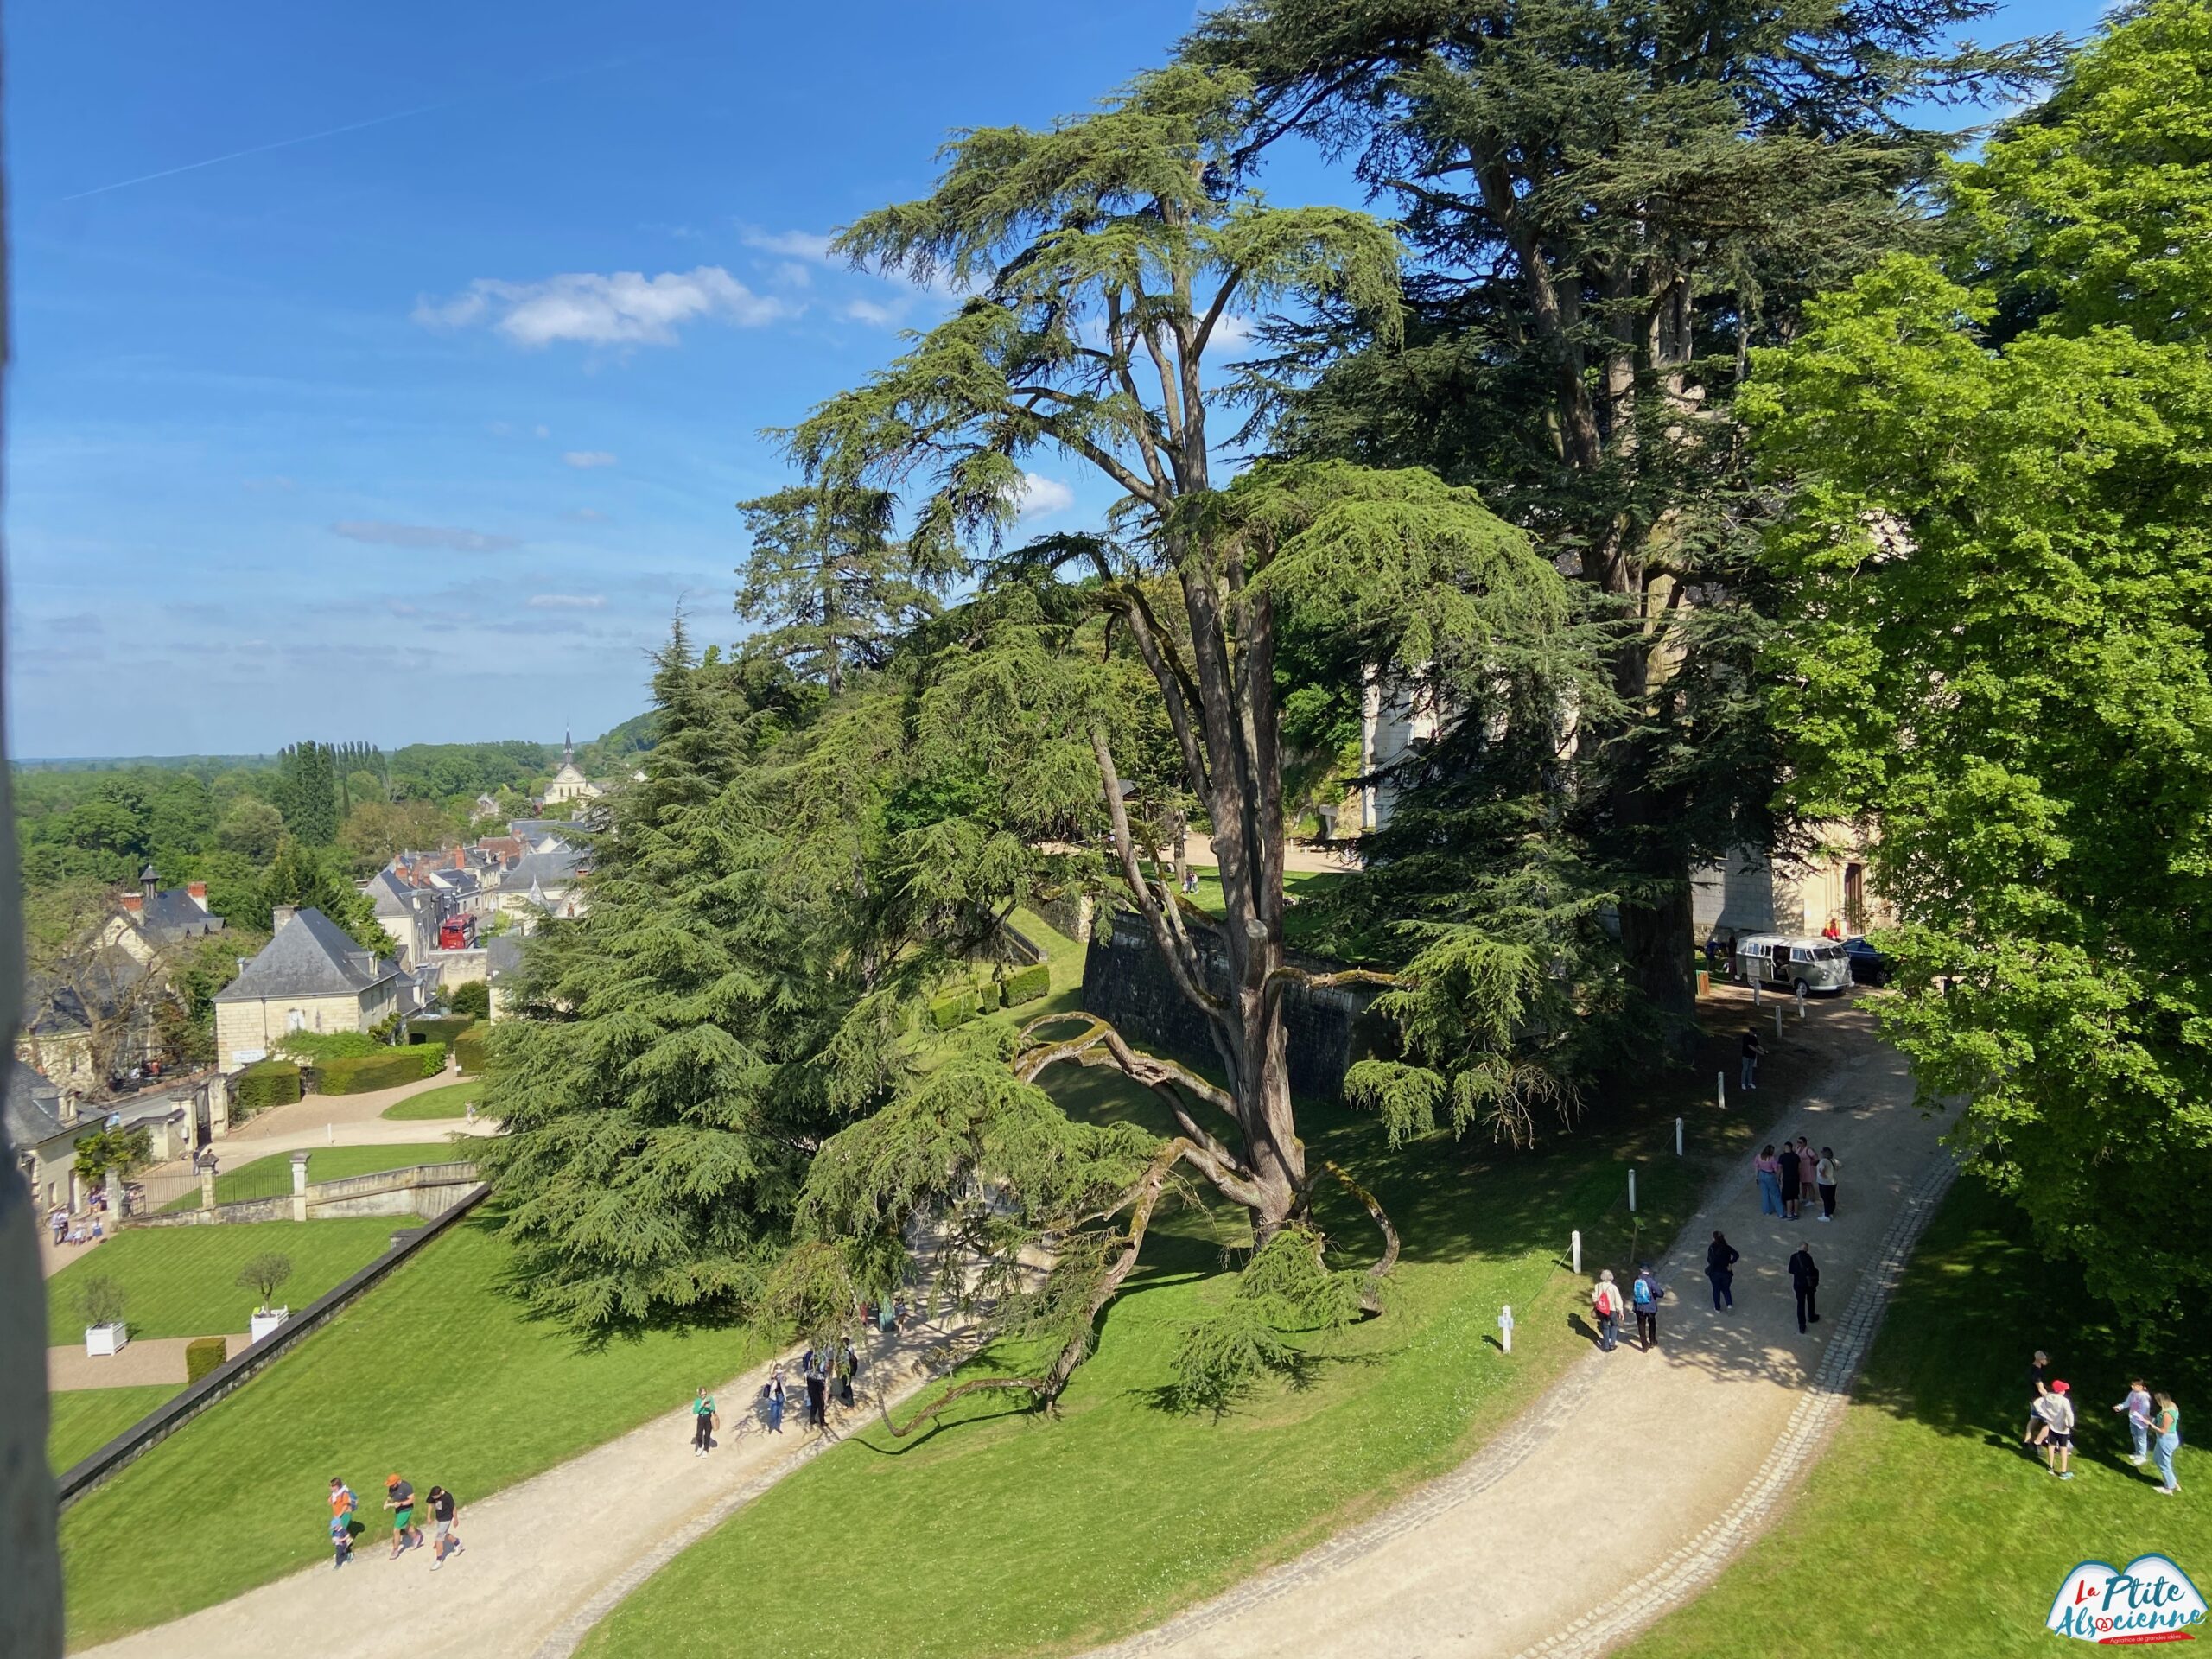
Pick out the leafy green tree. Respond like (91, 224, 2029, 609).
(1185, 0, 2051, 1031)
(273, 742, 339, 845)
(234, 1253, 293, 1313)
(734, 485, 948, 692)
(73, 1126, 153, 1189)
(1745, 0, 2212, 1322)
(259, 839, 387, 952)
(447, 979, 490, 1021)
(753, 67, 1575, 1417)
(214, 798, 284, 863)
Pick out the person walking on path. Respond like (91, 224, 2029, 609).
(2024, 1351, 2053, 1452)
(1754, 1147, 1783, 1217)
(1740, 1028, 1765, 1093)
(1705, 1231, 1740, 1311)
(2115, 1378, 2154, 1465)
(1815, 1147, 1842, 1221)
(690, 1387, 717, 1458)
(383, 1474, 423, 1560)
(426, 1485, 461, 1567)
(761, 1367, 786, 1434)
(1631, 1264, 1664, 1351)
(2152, 1394, 2183, 1495)
(1778, 1140, 1802, 1220)
(804, 1355, 829, 1428)
(2036, 1381, 2078, 1479)
(1788, 1243, 1821, 1332)
(1591, 1270, 1626, 1351)
(330, 1510, 353, 1570)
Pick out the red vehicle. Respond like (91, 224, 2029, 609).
(436, 914, 476, 950)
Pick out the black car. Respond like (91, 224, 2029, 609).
(1841, 936, 1891, 986)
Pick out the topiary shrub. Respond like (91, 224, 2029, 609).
(234, 1060, 302, 1115)
(1001, 963, 1051, 1007)
(409, 1014, 473, 1047)
(185, 1337, 228, 1384)
(928, 989, 978, 1032)
(315, 1052, 427, 1095)
(448, 980, 491, 1021)
(453, 1026, 487, 1075)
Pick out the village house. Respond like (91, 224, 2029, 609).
(211, 906, 405, 1071)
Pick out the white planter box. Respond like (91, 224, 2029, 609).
(249, 1308, 289, 1344)
(84, 1322, 129, 1357)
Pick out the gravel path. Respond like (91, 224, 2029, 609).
(70, 1317, 975, 1659)
(1086, 1010, 1949, 1659)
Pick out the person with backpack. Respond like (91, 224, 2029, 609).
(1591, 1270, 1626, 1352)
(1787, 1243, 1821, 1333)
(1630, 1264, 1664, 1351)
(761, 1366, 786, 1434)
(1705, 1231, 1740, 1311)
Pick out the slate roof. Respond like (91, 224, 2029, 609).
(3, 1059, 70, 1153)
(486, 934, 525, 981)
(213, 908, 399, 1002)
(504, 845, 586, 891)
(135, 887, 225, 944)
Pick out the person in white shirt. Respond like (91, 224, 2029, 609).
(2036, 1381, 2078, 1479)
(1591, 1270, 1625, 1352)
(2114, 1378, 2153, 1465)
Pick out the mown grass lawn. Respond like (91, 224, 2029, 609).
(1624, 1173, 2211, 1659)
(160, 1142, 463, 1211)
(48, 1385, 179, 1474)
(45, 1219, 405, 1345)
(380, 1079, 484, 1121)
(581, 1016, 1783, 1659)
(57, 1213, 774, 1648)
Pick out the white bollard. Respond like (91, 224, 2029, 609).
(1774, 1005, 1783, 1041)
(1753, 977, 1762, 1007)
(1628, 1168, 1637, 1213)
(1676, 1116, 1684, 1157)
(1571, 1230, 1582, 1275)
(327, 1124, 334, 1145)
(1717, 1070, 1726, 1111)
(1796, 980, 1808, 1019)
(1497, 1305, 1514, 1354)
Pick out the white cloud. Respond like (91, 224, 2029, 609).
(843, 297, 905, 327)
(331, 520, 520, 552)
(486, 421, 513, 437)
(562, 451, 618, 470)
(1012, 473, 1075, 524)
(533, 423, 551, 439)
(742, 227, 834, 262)
(413, 266, 792, 348)
(776, 262, 814, 289)
(1209, 313, 1256, 353)
(564, 507, 609, 523)
(528, 594, 607, 609)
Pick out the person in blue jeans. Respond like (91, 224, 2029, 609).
(2114, 1378, 2153, 1465)
(1755, 1147, 1783, 1217)
(2152, 1394, 2182, 1496)
(1705, 1231, 1739, 1310)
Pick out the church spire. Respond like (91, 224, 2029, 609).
(563, 728, 574, 767)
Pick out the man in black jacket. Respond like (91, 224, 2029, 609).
(1788, 1243, 1821, 1333)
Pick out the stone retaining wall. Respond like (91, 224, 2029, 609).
(131, 1161, 480, 1229)
(1080, 907, 1378, 1099)
(55, 1183, 491, 1512)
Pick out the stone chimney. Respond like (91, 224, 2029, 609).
(118, 893, 143, 915)
(141, 864, 159, 903)
(451, 846, 464, 870)
(187, 881, 207, 905)
(272, 905, 298, 931)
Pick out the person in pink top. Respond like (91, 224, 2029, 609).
(1794, 1139, 1819, 1217)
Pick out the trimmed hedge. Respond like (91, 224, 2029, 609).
(315, 1050, 435, 1095)
(233, 1062, 301, 1115)
(927, 990, 980, 1032)
(276, 1030, 377, 1063)
(184, 1337, 227, 1385)
(453, 1026, 487, 1076)
(1001, 963, 1050, 1008)
(409, 1014, 474, 1047)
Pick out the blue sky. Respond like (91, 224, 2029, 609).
(6, 0, 2101, 760)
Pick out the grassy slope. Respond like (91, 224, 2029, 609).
(58, 1215, 772, 1647)
(160, 1142, 463, 1211)
(46, 1219, 404, 1345)
(48, 1387, 179, 1475)
(1624, 1173, 2210, 1659)
(583, 936, 1782, 1659)
(381, 1079, 484, 1121)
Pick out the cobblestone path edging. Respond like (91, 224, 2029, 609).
(1510, 1147, 1960, 1659)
